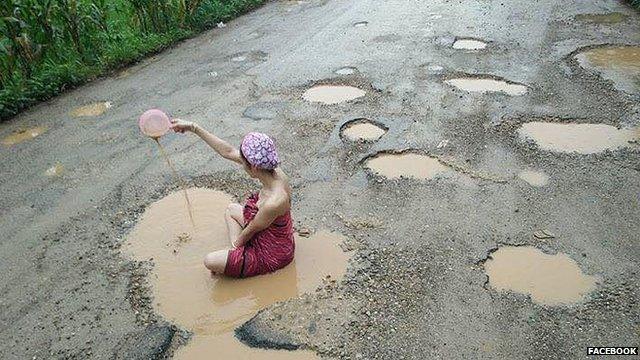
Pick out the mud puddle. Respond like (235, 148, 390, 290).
(574, 12, 628, 24)
(517, 170, 548, 187)
(364, 152, 451, 180)
(1, 126, 48, 146)
(576, 46, 640, 70)
(518, 122, 638, 154)
(341, 119, 387, 142)
(452, 38, 487, 50)
(575, 46, 640, 92)
(70, 101, 112, 117)
(445, 77, 527, 95)
(303, 85, 366, 105)
(124, 188, 351, 359)
(483, 246, 597, 306)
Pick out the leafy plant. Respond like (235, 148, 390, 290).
(0, 0, 267, 121)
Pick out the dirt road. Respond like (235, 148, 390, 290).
(1, 0, 639, 358)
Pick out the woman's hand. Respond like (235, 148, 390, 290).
(170, 118, 196, 133)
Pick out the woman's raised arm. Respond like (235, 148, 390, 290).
(171, 119, 242, 164)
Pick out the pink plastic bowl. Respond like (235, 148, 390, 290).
(139, 109, 171, 138)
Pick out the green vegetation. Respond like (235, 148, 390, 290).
(632, 0, 640, 9)
(0, 0, 265, 121)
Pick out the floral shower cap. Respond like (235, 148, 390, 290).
(240, 132, 279, 170)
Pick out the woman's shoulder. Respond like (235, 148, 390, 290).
(263, 185, 290, 213)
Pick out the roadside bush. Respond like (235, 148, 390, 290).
(0, 0, 265, 121)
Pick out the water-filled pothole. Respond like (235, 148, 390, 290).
(364, 152, 451, 180)
(483, 246, 597, 306)
(517, 170, 549, 187)
(445, 77, 527, 96)
(575, 45, 640, 92)
(452, 38, 487, 50)
(303, 85, 366, 105)
(340, 119, 387, 142)
(124, 188, 351, 359)
(518, 122, 638, 154)
(70, 101, 112, 117)
(574, 12, 629, 24)
(1, 126, 48, 146)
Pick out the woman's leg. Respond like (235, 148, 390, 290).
(204, 249, 229, 275)
(225, 203, 244, 247)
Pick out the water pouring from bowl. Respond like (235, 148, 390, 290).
(139, 109, 194, 226)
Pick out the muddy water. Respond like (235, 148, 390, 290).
(70, 101, 111, 117)
(518, 122, 638, 154)
(365, 152, 450, 180)
(484, 246, 597, 306)
(577, 46, 640, 71)
(575, 12, 628, 24)
(445, 78, 527, 95)
(124, 188, 351, 359)
(575, 46, 640, 92)
(155, 139, 195, 226)
(1, 126, 48, 146)
(341, 121, 386, 142)
(518, 170, 549, 187)
(452, 38, 487, 50)
(303, 85, 366, 105)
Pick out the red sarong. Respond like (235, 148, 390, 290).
(224, 193, 295, 278)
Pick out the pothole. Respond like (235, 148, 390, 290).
(574, 12, 629, 24)
(340, 119, 387, 142)
(517, 170, 549, 187)
(353, 21, 368, 27)
(242, 101, 286, 121)
(483, 246, 598, 306)
(574, 45, 640, 92)
(445, 76, 527, 96)
(363, 151, 452, 180)
(517, 121, 638, 154)
(452, 38, 487, 50)
(124, 188, 351, 359)
(1, 126, 48, 146)
(335, 66, 357, 75)
(70, 101, 112, 117)
(302, 85, 366, 105)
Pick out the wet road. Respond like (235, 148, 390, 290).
(1, 0, 639, 358)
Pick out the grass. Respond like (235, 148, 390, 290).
(0, 0, 265, 121)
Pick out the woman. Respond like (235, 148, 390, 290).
(171, 119, 294, 278)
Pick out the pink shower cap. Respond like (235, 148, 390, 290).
(240, 132, 279, 170)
